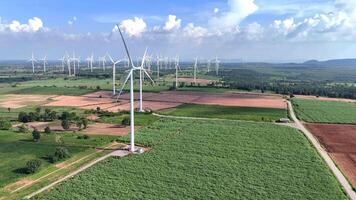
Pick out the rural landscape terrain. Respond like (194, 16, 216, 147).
(1, 57, 356, 199)
(2, 0, 356, 199)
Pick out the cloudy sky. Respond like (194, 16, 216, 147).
(0, 0, 356, 62)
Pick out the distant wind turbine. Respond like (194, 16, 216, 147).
(28, 52, 37, 74)
(107, 53, 123, 96)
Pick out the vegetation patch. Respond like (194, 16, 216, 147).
(158, 104, 287, 122)
(292, 98, 356, 124)
(41, 119, 346, 200)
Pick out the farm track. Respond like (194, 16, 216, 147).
(5, 142, 121, 199)
(288, 101, 356, 200)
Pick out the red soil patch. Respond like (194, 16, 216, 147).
(120, 91, 286, 109)
(0, 94, 53, 109)
(84, 123, 132, 136)
(44, 90, 286, 112)
(305, 123, 356, 187)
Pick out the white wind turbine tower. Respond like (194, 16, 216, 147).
(28, 53, 37, 74)
(138, 48, 155, 112)
(194, 57, 198, 84)
(58, 55, 66, 72)
(89, 53, 94, 72)
(99, 56, 107, 71)
(71, 52, 78, 76)
(107, 54, 123, 96)
(175, 55, 181, 89)
(215, 56, 220, 76)
(65, 52, 72, 76)
(41, 56, 48, 73)
(207, 59, 211, 73)
(115, 25, 147, 153)
(156, 56, 160, 78)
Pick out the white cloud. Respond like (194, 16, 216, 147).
(163, 15, 181, 31)
(209, 0, 258, 31)
(245, 22, 264, 40)
(68, 16, 77, 26)
(118, 17, 147, 37)
(183, 23, 208, 38)
(214, 8, 219, 14)
(1, 17, 44, 33)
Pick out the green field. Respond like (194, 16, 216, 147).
(0, 130, 118, 188)
(292, 98, 356, 124)
(40, 119, 346, 200)
(97, 112, 159, 126)
(158, 104, 287, 122)
(0, 77, 171, 95)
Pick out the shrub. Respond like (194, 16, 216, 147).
(18, 124, 29, 133)
(122, 117, 130, 126)
(81, 118, 88, 129)
(25, 159, 42, 174)
(54, 147, 70, 159)
(0, 120, 11, 130)
(77, 135, 90, 139)
(32, 129, 41, 141)
(61, 119, 71, 130)
(49, 155, 59, 163)
(44, 126, 51, 134)
(18, 112, 29, 123)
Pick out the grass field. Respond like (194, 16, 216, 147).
(292, 98, 356, 124)
(0, 77, 171, 95)
(39, 119, 346, 199)
(0, 130, 118, 188)
(97, 112, 160, 126)
(10, 86, 95, 96)
(158, 104, 287, 122)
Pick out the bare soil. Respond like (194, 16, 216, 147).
(83, 123, 132, 136)
(305, 123, 356, 187)
(0, 94, 54, 109)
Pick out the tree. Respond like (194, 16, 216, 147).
(44, 126, 51, 134)
(54, 147, 70, 159)
(32, 129, 41, 142)
(18, 112, 30, 123)
(0, 120, 11, 130)
(76, 121, 83, 130)
(25, 159, 42, 174)
(61, 119, 71, 130)
(121, 117, 130, 126)
(18, 124, 29, 133)
(35, 107, 41, 114)
(49, 111, 57, 121)
(7, 107, 11, 112)
(81, 118, 88, 129)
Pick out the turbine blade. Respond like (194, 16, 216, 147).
(116, 70, 133, 101)
(116, 25, 134, 68)
(107, 54, 114, 64)
(143, 69, 155, 84)
(141, 48, 148, 68)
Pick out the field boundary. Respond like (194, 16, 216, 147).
(288, 101, 356, 200)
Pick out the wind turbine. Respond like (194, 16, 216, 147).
(215, 56, 220, 76)
(107, 54, 122, 96)
(138, 48, 155, 112)
(99, 56, 107, 71)
(58, 55, 66, 72)
(115, 25, 145, 153)
(207, 59, 211, 73)
(28, 53, 37, 74)
(41, 56, 47, 73)
(194, 57, 198, 84)
(156, 56, 160, 78)
(175, 55, 181, 89)
(89, 53, 94, 72)
(71, 52, 78, 76)
(65, 52, 72, 76)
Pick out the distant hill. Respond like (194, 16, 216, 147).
(303, 59, 356, 67)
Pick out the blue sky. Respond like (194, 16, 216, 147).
(0, 0, 356, 62)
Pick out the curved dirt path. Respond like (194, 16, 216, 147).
(287, 101, 356, 200)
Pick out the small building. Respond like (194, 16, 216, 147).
(278, 118, 290, 123)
